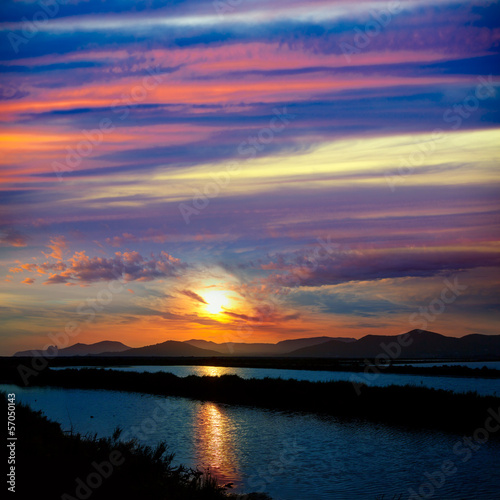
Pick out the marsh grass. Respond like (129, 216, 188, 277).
(8, 367, 499, 436)
(2, 392, 270, 499)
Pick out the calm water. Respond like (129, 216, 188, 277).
(52, 364, 500, 396)
(2, 384, 500, 499)
(401, 361, 500, 370)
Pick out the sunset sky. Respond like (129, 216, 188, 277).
(1, 0, 499, 355)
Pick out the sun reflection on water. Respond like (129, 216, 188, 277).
(194, 401, 241, 487)
(196, 366, 231, 377)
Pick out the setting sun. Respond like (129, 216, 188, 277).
(203, 290, 231, 315)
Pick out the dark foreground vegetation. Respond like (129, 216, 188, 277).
(6, 355, 500, 378)
(3, 366, 500, 436)
(2, 392, 269, 500)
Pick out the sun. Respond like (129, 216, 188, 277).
(203, 290, 231, 315)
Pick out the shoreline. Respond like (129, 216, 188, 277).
(4, 356, 500, 379)
(0, 392, 270, 500)
(2, 366, 499, 437)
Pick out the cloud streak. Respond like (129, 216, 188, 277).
(180, 289, 207, 304)
(262, 249, 500, 288)
(0, 0, 499, 352)
(11, 250, 186, 285)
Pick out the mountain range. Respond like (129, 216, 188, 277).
(13, 330, 500, 359)
(14, 341, 130, 357)
(184, 336, 355, 355)
(288, 331, 500, 358)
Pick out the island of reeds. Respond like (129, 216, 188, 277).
(2, 365, 499, 437)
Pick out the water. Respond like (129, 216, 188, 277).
(2, 384, 500, 499)
(399, 361, 500, 370)
(51, 364, 500, 396)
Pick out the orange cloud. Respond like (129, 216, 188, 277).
(42, 236, 68, 261)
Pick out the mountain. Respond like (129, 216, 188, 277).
(276, 336, 355, 351)
(14, 341, 130, 357)
(458, 334, 500, 357)
(14, 331, 499, 359)
(184, 336, 354, 355)
(100, 340, 223, 357)
(286, 330, 500, 359)
(184, 339, 277, 355)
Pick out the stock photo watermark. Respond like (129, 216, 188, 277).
(16, 272, 127, 385)
(213, 0, 244, 18)
(385, 75, 497, 192)
(224, 236, 344, 348)
(62, 397, 179, 499)
(340, 1, 401, 62)
(178, 106, 295, 224)
(6, 393, 16, 493)
(409, 276, 467, 331)
(6, 0, 64, 54)
(350, 331, 413, 395)
(408, 406, 500, 499)
(246, 438, 306, 494)
(61, 450, 125, 500)
(51, 66, 163, 181)
(351, 273, 467, 394)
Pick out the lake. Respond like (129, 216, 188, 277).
(52, 364, 500, 396)
(400, 361, 500, 370)
(2, 384, 500, 499)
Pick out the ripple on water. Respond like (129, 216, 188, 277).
(2, 384, 499, 499)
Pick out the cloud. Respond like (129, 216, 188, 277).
(105, 233, 138, 247)
(180, 289, 207, 304)
(263, 249, 500, 288)
(42, 236, 68, 261)
(9, 261, 68, 274)
(224, 305, 300, 324)
(10, 250, 186, 285)
(43, 274, 68, 285)
(104, 231, 170, 247)
(1, 0, 499, 346)
(0, 228, 28, 247)
(21, 278, 35, 284)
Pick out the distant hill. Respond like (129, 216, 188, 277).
(100, 340, 223, 357)
(276, 336, 355, 351)
(14, 341, 130, 357)
(184, 339, 276, 355)
(184, 336, 354, 355)
(13, 331, 499, 359)
(287, 330, 500, 359)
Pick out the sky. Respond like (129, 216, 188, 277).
(0, 0, 499, 355)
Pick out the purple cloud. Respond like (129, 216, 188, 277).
(263, 249, 500, 288)
(180, 289, 207, 304)
(12, 250, 189, 285)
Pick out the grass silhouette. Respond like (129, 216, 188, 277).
(3, 366, 499, 436)
(2, 392, 271, 500)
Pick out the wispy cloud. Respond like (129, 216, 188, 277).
(0, 0, 499, 351)
(180, 289, 207, 304)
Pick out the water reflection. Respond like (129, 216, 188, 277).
(3, 384, 500, 499)
(196, 366, 230, 377)
(194, 401, 241, 486)
(53, 365, 499, 396)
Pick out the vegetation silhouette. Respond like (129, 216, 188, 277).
(9, 355, 500, 378)
(2, 392, 270, 500)
(4, 367, 499, 436)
